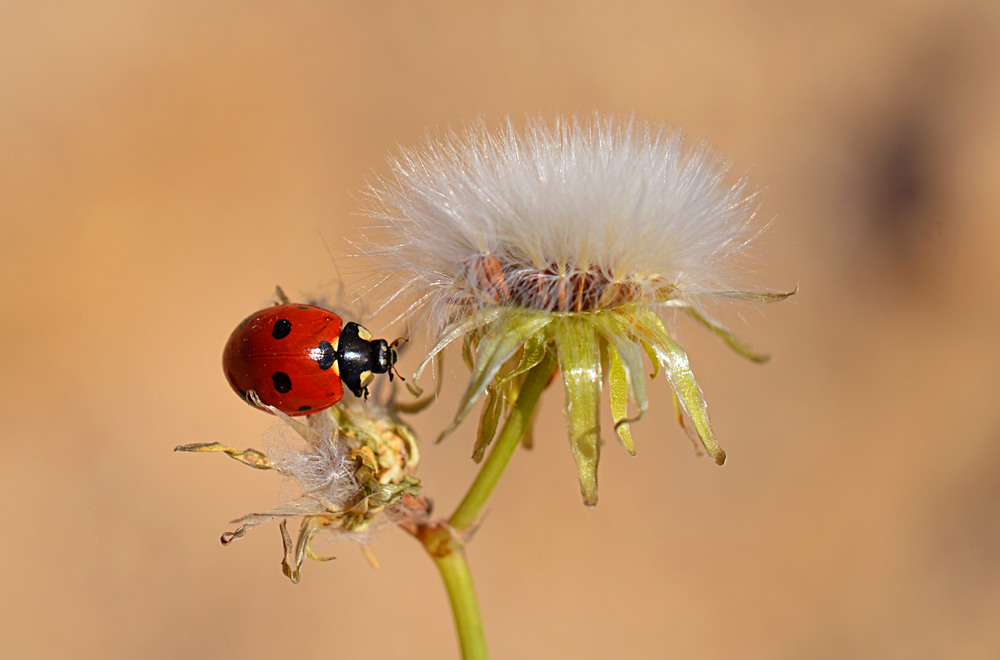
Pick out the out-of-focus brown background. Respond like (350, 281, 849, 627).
(3, 2, 999, 658)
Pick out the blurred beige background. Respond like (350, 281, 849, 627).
(3, 2, 999, 658)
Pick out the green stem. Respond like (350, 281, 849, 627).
(449, 349, 556, 531)
(420, 347, 554, 657)
(421, 525, 488, 660)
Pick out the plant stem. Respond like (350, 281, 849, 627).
(419, 348, 554, 658)
(420, 524, 488, 660)
(449, 349, 556, 531)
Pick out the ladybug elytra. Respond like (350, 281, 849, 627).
(223, 303, 399, 416)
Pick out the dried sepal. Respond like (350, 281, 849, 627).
(279, 519, 296, 581)
(697, 285, 798, 304)
(173, 442, 272, 470)
(279, 515, 334, 584)
(181, 392, 425, 581)
(246, 390, 320, 443)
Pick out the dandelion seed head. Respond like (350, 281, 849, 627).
(365, 116, 759, 331)
(357, 115, 792, 506)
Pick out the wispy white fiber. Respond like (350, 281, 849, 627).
(364, 116, 760, 331)
(262, 421, 360, 511)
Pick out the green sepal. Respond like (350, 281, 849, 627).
(409, 307, 504, 396)
(394, 355, 442, 414)
(502, 327, 553, 381)
(593, 312, 649, 413)
(607, 347, 636, 455)
(462, 334, 476, 371)
(631, 309, 726, 465)
(640, 340, 660, 379)
(683, 306, 771, 363)
(438, 312, 554, 442)
(593, 312, 649, 455)
(553, 316, 603, 506)
(473, 385, 505, 462)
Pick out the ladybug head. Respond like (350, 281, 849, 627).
(371, 338, 395, 375)
(372, 336, 407, 383)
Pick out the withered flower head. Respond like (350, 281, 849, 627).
(177, 394, 424, 582)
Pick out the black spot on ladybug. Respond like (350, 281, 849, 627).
(272, 371, 292, 393)
(298, 405, 312, 412)
(272, 318, 292, 339)
(315, 340, 336, 370)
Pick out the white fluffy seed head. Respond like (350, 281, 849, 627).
(364, 116, 761, 332)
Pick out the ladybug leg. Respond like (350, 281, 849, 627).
(274, 285, 290, 305)
(388, 336, 408, 383)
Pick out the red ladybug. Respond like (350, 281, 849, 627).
(223, 303, 399, 416)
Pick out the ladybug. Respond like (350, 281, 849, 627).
(223, 303, 400, 416)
